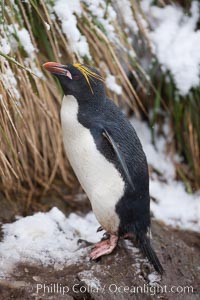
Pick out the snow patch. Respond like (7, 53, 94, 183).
(0, 38, 11, 55)
(84, 0, 117, 42)
(148, 272, 161, 286)
(16, 28, 35, 58)
(115, 0, 138, 33)
(105, 74, 122, 95)
(150, 180, 200, 231)
(7, 24, 36, 58)
(53, 0, 91, 58)
(143, 1, 200, 95)
(1, 59, 20, 100)
(0, 208, 103, 278)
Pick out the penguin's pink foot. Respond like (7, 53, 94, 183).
(90, 235, 118, 260)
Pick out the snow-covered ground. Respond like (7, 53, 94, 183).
(0, 116, 199, 278)
(0, 208, 103, 278)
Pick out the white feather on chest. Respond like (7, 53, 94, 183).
(60, 95, 125, 233)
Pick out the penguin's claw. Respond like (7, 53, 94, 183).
(96, 226, 103, 232)
(90, 235, 118, 260)
(77, 238, 93, 247)
(101, 232, 110, 241)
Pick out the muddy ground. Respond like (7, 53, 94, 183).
(0, 195, 199, 300)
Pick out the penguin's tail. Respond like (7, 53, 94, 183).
(136, 233, 164, 275)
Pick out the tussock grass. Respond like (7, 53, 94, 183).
(0, 0, 199, 208)
(0, 0, 144, 205)
(141, 1, 200, 190)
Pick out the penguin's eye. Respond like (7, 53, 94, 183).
(73, 75, 80, 80)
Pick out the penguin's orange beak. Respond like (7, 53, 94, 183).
(43, 62, 72, 79)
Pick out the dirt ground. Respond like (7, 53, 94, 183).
(0, 195, 200, 300)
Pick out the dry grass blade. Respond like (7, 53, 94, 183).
(0, 51, 39, 77)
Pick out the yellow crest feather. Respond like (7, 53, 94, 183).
(73, 63, 104, 94)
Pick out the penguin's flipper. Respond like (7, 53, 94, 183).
(102, 129, 135, 191)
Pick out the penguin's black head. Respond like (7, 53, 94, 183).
(43, 62, 105, 99)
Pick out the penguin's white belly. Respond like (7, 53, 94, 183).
(61, 95, 125, 233)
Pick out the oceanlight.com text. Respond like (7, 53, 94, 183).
(35, 282, 194, 296)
